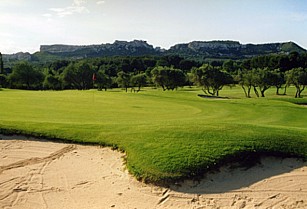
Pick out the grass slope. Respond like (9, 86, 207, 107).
(0, 87, 307, 182)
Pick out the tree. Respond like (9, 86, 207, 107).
(223, 60, 238, 74)
(285, 67, 307, 98)
(116, 71, 131, 92)
(167, 67, 186, 90)
(96, 69, 113, 91)
(43, 61, 69, 90)
(271, 69, 286, 95)
(179, 59, 200, 73)
(0, 74, 7, 88)
(151, 66, 168, 90)
(191, 64, 233, 96)
(43, 74, 63, 90)
(235, 69, 258, 98)
(9, 61, 44, 89)
(119, 58, 133, 73)
(151, 66, 186, 91)
(241, 59, 251, 70)
(130, 58, 146, 73)
(156, 55, 184, 68)
(62, 61, 93, 90)
(167, 55, 184, 68)
(49, 60, 70, 74)
(186, 71, 195, 88)
(0, 53, 4, 74)
(130, 73, 147, 92)
(156, 58, 169, 67)
(253, 68, 274, 97)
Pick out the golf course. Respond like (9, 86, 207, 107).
(0, 86, 307, 183)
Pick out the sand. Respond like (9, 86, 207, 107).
(0, 135, 306, 209)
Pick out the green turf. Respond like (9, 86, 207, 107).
(0, 87, 307, 182)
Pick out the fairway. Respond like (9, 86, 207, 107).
(0, 87, 307, 182)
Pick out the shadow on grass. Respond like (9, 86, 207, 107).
(197, 94, 229, 99)
(170, 155, 306, 194)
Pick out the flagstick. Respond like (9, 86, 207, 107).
(92, 73, 96, 103)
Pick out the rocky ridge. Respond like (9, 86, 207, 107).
(2, 40, 306, 62)
(2, 52, 32, 62)
(40, 40, 163, 58)
(167, 40, 306, 59)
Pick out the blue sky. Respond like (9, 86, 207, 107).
(1, 0, 307, 53)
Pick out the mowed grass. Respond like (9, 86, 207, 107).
(0, 87, 307, 182)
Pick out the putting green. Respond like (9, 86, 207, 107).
(0, 87, 306, 182)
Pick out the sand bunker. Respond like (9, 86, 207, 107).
(0, 135, 306, 209)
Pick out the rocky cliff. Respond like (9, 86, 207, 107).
(167, 41, 306, 59)
(40, 40, 306, 60)
(3, 40, 306, 63)
(3, 52, 32, 62)
(40, 40, 163, 58)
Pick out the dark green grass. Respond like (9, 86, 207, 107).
(0, 87, 307, 183)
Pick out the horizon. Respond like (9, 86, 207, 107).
(1, 0, 307, 54)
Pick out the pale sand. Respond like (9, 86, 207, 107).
(0, 135, 306, 209)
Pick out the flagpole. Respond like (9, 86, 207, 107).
(92, 73, 97, 90)
(92, 73, 96, 103)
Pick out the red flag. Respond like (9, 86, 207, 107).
(92, 73, 97, 81)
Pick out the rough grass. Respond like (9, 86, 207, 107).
(0, 86, 307, 183)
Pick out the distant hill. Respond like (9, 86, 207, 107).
(2, 40, 306, 64)
(2, 52, 32, 62)
(167, 40, 306, 59)
(40, 40, 163, 58)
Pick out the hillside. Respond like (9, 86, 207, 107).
(40, 40, 163, 58)
(167, 40, 306, 59)
(2, 40, 306, 64)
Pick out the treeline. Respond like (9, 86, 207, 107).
(0, 53, 307, 98)
(0, 55, 200, 91)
